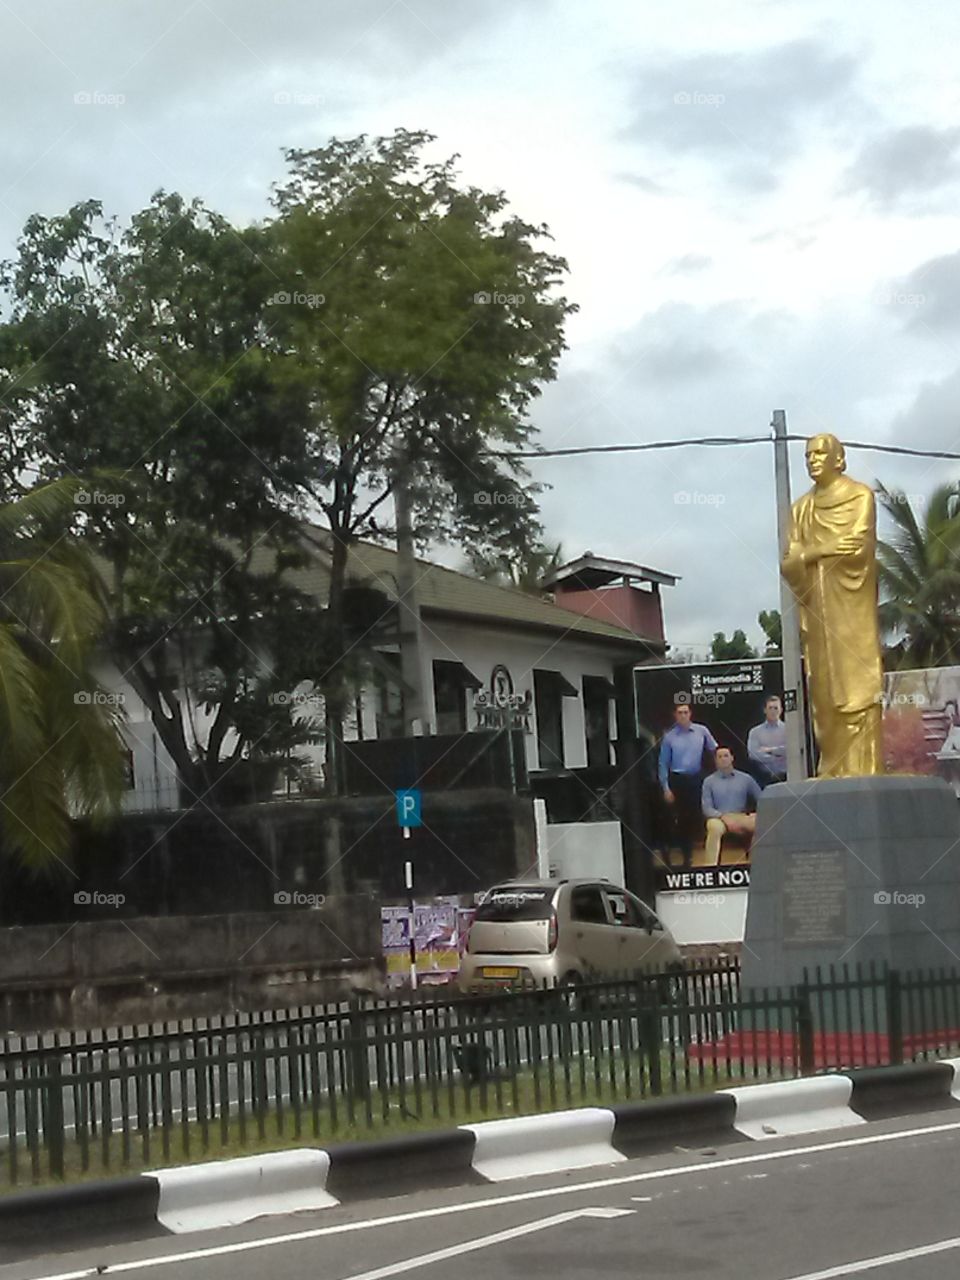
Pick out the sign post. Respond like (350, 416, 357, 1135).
(396, 789, 422, 988)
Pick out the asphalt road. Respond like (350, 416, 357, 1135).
(4, 1110, 960, 1279)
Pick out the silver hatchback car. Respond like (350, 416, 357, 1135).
(458, 878, 681, 993)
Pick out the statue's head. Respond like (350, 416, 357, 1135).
(805, 433, 846, 485)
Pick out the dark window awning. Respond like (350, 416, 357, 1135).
(588, 678, 618, 699)
(439, 661, 483, 689)
(536, 670, 578, 698)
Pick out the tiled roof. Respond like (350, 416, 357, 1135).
(281, 527, 661, 650)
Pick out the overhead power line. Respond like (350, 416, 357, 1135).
(489, 435, 960, 461)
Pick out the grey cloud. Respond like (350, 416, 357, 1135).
(843, 125, 960, 208)
(665, 253, 712, 275)
(892, 251, 960, 333)
(0, 0, 527, 257)
(616, 172, 669, 194)
(528, 296, 938, 650)
(623, 38, 859, 190)
(890, 364, 960, 457)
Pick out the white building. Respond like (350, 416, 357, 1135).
(109, 533, 676, 812)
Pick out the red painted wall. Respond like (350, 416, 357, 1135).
(552, 584, 665, 644)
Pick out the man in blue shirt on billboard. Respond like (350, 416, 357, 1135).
(658, 700, 717, 867)
(702, 746, 762, 864)
(747, 694, 787, 786)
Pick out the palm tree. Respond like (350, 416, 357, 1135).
(0, 481, 125, 867)
(467, 540, 565, 595)
(877, 481, 960, 669)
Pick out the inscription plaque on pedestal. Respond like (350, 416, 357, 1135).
(783, 849, 847, 946)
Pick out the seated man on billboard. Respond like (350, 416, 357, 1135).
(701, 746, 762, 865)
(747, 694, 787, 786)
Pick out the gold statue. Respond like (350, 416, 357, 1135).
(781, 434, 884, 778)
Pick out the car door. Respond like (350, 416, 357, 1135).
(566, 884, 614, 976)
(632, 894, 675, 972)
(603, 888, 659, 974)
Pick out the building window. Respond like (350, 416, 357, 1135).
(534, 670, 578, 769)
(583, 676, 617, 768)
(433, 660, 469, 735)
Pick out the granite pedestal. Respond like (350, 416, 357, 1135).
(742, 775, 960, 994)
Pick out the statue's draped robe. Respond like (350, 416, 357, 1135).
(782, 476, 883, 777)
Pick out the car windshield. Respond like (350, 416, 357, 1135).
(473, 885, 555, 921)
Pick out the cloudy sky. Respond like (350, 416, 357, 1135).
(2, 0, 959, 653)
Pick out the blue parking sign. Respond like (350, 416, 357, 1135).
(395, 788, 422, 828)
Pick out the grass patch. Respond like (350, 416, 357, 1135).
(0, 1049, 789, 1195)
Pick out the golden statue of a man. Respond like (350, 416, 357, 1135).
(781, 434, 884, 778)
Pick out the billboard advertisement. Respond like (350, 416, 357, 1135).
(882, 666, 960, 794)
(637, 658, 960, 894)
(635, 658, 786, 890)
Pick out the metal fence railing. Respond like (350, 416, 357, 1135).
(2, 957, 958, 1191)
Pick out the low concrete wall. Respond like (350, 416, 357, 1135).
(0, 899, 382, 1031)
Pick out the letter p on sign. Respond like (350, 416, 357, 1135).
(396, 789, 422, 828)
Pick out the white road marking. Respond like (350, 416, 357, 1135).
(781, 1234, 960, 1278)
(21, 1119, 960, 1280)
(333, 1208, 634, 1280)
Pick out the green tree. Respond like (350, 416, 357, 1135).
(466, 539, 564, 594)
(877, 482, 960, 668)
(0, 195, 326, 802)
(758, 609, 782, 656)
(269, 129, 575, 782)
(0, 480, 125, 866)
(710, 630, 756, 661)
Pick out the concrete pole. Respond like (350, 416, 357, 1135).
(772, 409, 810, 780)
(393, 468, 429, 735)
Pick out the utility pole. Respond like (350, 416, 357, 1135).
(393, 462, 429, 736)
(772, 409, 809, 781)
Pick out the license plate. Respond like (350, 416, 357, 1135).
(482, 966, 519, 979)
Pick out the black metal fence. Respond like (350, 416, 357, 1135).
(3, 957, 959, 1191)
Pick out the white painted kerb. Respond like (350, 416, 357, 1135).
(150, 1149, 338, 1233)
(725, 1076, 865, 1139)
(939, 1057, 960, 1100)
(461, 1108, 625, 1181)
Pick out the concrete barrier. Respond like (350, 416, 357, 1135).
(325, 1129, 481, 1201)
(938, 1057, 960, 1101)
(461, 1107, 625, 1181)
(0, 1176, 164, 1256)
(724, 1076, 865, 1139)
(151, 1149, 338, 1233)
(610, 1093, 745, 1156)
(845, 1062, 959, 1118)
